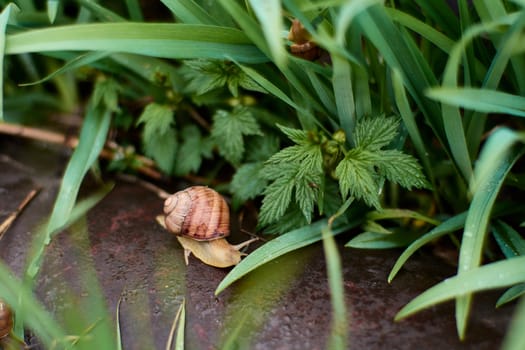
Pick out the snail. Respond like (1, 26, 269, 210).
(0, 299, 13, 339)
(287, 19, 320, 61)
(157, 186, 258, 268)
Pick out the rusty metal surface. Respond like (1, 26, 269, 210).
(0, 137, 515, 349)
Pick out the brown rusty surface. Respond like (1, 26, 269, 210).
(0, 137, 516, 349)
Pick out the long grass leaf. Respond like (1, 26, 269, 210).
(395, 256, 525, 320)
(160, 0, 218, 25)
(20, 51, 111, 86)
(332, 55, 355, 145)
(215, 214, 363, 295)
(0, 4, 19, 121)
(427, 87, 525, 118)
(6, 23, 268, 63)
(25, 100, 112, 280)
(392, 69, 433, 183)
(456, 128, 525, 338)
(249, 0, 286, 67)
(386, 7, 454, 53)
(47, 0, 59, 23)
(502, 297, 525, 350)
(0, 263, 68, 349)
(323, 199, 353, 350)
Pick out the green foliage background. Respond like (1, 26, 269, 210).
(2, 0, 525, 349)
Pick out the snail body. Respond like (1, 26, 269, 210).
(159, 186, 257, 268)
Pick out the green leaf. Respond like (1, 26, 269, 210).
(137, 103, 177, 174)
(249, 0, 286, 67)
(493, 220, 525, 258)
(216, 216, 363, 295)
(353, 114, 399, 150)
(346, 230, 422, 249)
(0, 4, 19, 121)
(259, 174, 295, 226)
(184, 60, 266, 97)
(211, 106, 263, 166)
(502, 296, 525, 350)
(160, 0, 218, 25)
(395, 256, 525, 321)
(427, 87, 525, 118)
(497, 284, 525, 308)
(455, 128, 525, 338)
(372, 150, 430, 189)
(230, 162, 268, 203)
(335, 150, 380, 208)
(92, 77, 121, 112)
(174, 125, 211, 176)
(6, 23, 268, 64)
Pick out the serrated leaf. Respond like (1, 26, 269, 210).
(92, 77, 121, 112)
(245, 134, 280, 162)
(184, 59, 266, 96)
(211, 106, 263, 165)
(137, 103, 177, 173)
(259, 175, 295, 227)
(353, 115, 400, 150)
(372, 149, 430, 189)
(230, 162, 268, 202)
(295, 173, 322, 223)
(277, 124, 309, 144)
(174, 125, 211, 176)
(335, 150, 380, 208)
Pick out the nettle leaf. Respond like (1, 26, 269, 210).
(183, 59, 266, 97)
(137, 103, 177, 174)
(259, 126, 324, 227)
(245, 133, 280, 162)
(92, 77, 121, 112)
(335, 149, 381, 208)
(230, 162, 268, 203)
(174, 124, 212, 176)
(354, 114, 399, 150)
(372, 150, 430, 189)
(259, 173, 295, 226)
(211, 106, 263, 166)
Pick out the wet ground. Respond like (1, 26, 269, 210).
(0, 136, 516, 349)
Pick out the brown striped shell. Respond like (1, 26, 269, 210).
(163, 186, 230, 241)
(0, 300, 12, 339)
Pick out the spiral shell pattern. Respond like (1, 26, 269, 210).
(163, 186, 230, 241)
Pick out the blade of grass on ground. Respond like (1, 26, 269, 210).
(0, 4, 19, 121)
(161, 0, 218, 25)
(456, 128, 525, 338)
(395, 255, 525, 320)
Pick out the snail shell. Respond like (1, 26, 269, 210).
(163, 186, 230, 241)
(0, 300, 13, 339)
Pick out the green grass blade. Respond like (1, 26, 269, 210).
(395, 256, 525, 320)
(78, 0, 127, 22)
(493, 220, 525, 258)
(166, 299, 185, 350)
(356, 5, 446, 150)
(215, 214, 364, 295)
(25, 98, 112, 280)
(249, 0, 286, 67)
(125, 0, 143, 21)
(427, 87, 525, 118)
(160, 0, 218, 25)
(6, 23, 268, 63)
(497, 284, 525, 308)
(387, 212, 466, 282)
(116, 298, 123, 350)
(392, 68, 433, 183)
(502, 296, 525, 350)
(47, 0, 59, 23)
(332, 55, 355, 145)
(0, 263, 69, 349)
(0, 4, 19, 121)
(386, 7, 454, 53)
(20, 51, 111, 86)
(218, 0, 270, 56)
(456, 128, 525, 338)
